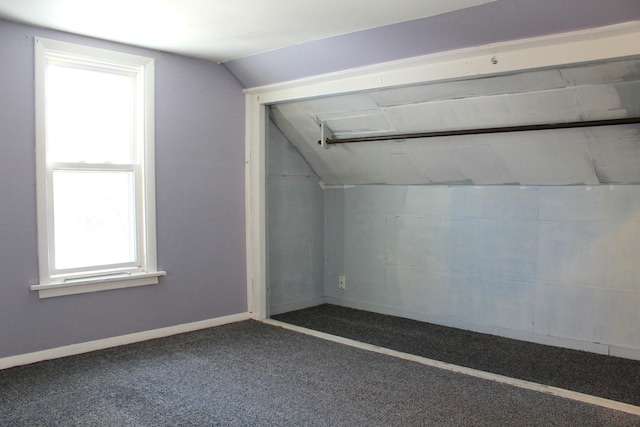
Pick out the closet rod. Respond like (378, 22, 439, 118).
(324, 116, 640, 145)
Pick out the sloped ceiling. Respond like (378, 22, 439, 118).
(0, 0, 497, 62)
(270, 57, 640, 186)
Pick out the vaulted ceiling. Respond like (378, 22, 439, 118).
(0, 0, 496, 62)
(2, 1, 640, 88)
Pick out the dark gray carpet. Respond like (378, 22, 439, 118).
(273, 304, 640, 407)
(1, 320, 638, 426)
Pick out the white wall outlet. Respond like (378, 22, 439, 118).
(338, 275, 346, 290)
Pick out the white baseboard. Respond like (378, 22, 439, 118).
(325, 298, 640, 361)
(610, 345, 640, 360)
(265, 319, 640, 417)
(0, 312, 251, 370)
(269, 296, 327, 316)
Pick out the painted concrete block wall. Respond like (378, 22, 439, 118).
(325, 185, 640, 358)
(267, 121, 324, 315)
(0, 19, 246, 359)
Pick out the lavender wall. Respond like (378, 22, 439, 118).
(225, 0, 640, 88)
(0, 19, 246, 359)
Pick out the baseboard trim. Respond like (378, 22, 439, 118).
(269, 296, 327, 316)
(0, 312, 251, 370)
(264, 319, 640, 417)
(325, 298, 640, 361)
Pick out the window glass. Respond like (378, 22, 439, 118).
(46, 64, 135, 164)
(52, 170, 136, 270)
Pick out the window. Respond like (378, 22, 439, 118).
(31, 37, 165, 298)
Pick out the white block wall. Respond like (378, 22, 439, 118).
(267, 122, 325, 315)
(325, 185, 640, 359)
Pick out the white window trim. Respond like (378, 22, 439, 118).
(32, 37, 165, 298)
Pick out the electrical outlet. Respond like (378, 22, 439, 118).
(338, 275, 346, 290)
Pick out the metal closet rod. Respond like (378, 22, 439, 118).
(324, 116, 640, 145)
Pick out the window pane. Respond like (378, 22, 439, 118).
(46, 65, 135, 164)
(53, 170, 137, 270)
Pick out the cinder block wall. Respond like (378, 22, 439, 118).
(324, 185, 640, 359)
(267, 122, 325, 315)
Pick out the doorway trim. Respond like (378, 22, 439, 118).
(244, 21, 640, 320)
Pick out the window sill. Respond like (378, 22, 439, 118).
(30, 271, 167, 299)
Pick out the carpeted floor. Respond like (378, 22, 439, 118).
(273, 304, 640, 407)
(1, 320, 638, 426)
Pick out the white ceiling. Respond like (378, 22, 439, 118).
(0, 0, 496, 62)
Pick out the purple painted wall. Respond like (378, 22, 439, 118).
(225, 0, 640, 88)
(0, 19, 246, 358)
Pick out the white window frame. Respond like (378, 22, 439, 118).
(31, 37, 165, 298)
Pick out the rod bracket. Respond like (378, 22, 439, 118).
(318, 121, 333, 149)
